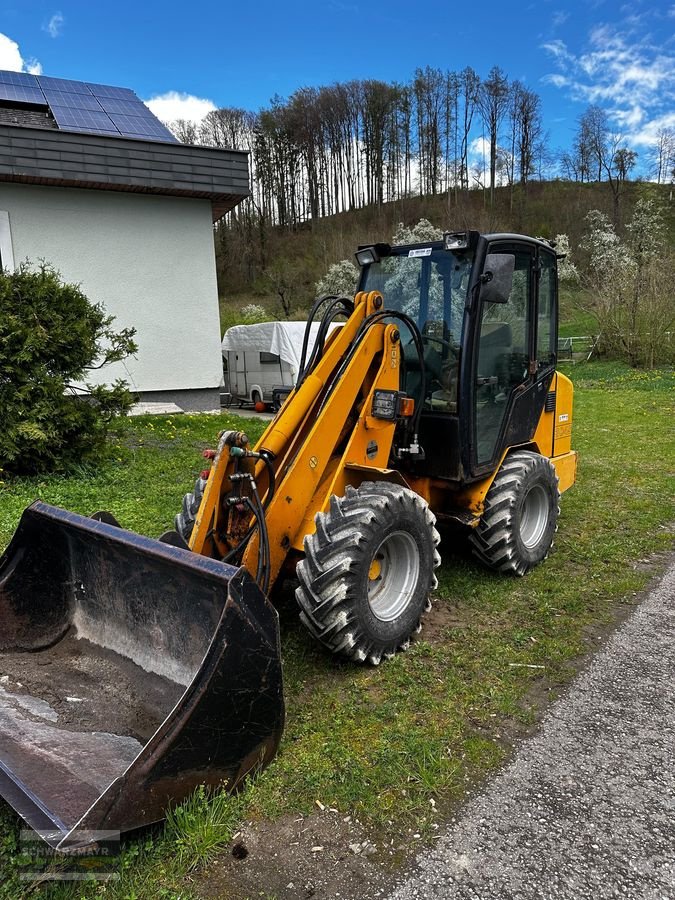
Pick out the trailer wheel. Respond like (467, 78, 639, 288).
(469, 450, 560, 576)
(295, 482, 441, 665)
(174, 475, 207, 543)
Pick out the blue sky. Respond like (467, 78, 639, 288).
(0, 0, 673, 168)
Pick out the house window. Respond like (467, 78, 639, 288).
(0, 211, 14, 272)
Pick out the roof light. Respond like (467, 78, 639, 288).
(355, 247, 378, 266)
(355, 243, 391, 267)
(443, 232, 469, 250)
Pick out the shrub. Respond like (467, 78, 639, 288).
(392, 218, 444, 244)
(0, 262, 137, 475)
(314, 259, 359, 298)
(239, 303, 269, 323)
(579, 201, 674, 367)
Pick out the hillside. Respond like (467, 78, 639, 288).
(216, 179, 674, 327)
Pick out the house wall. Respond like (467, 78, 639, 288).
(0, 182, 223, 401)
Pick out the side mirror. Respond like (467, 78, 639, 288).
(479, 253, 515, 304)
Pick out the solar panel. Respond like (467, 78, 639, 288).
(0, 83, 46, 105)
(42, 89, 103, 110)
(50, 105, 117, 131)
(0, 71, 39, 87)
(0, 68, 178, 143)
(37, 76, 93, 94)
(111, 116, 175, 137)
(87, 83, 136, 100)
(96, 96, 155, 116)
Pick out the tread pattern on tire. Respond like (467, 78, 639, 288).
(295, 481, 441, 666)
(468, 450, 560, 576)
(174, 475, 207, 543)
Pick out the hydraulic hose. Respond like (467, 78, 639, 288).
(317, 310, 426, 441)
(297, 295, 354, 387)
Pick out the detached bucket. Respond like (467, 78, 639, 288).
(0, 502, 284, 850)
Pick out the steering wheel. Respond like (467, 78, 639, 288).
(420, 334, 459, 358)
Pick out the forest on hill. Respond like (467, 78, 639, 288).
(169, 63, 673, 367)
(213, 180, 671, 313)
(169, 64, 674, 313)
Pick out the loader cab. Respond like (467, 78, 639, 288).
(356, 233, 558, 482)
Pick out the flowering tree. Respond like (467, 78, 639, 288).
(314, 259, 359, 298)
(315, 220, 445, 316)
(554, 234, 579, 284)
(239, 303, 268, 323)
(579, 201, 674, 367)
(391, 218, 444, 244)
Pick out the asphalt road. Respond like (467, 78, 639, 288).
(389, 559, 675, 900)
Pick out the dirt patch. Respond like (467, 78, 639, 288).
(0, 630, 183, 742)
(421, 594, 470, 643)
(189, 809, 398, 900)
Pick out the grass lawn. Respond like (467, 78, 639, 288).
(0, 362, 673, 898)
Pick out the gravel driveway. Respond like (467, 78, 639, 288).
(389, 559, 675, 900)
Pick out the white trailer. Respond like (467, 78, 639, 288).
(221, 321, 337, 407)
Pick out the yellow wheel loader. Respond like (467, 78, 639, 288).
(0, 231, 577, 849)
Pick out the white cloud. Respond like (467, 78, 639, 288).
(0, 32, 42, 74)
(542, 23, 674, 149)
(144, 91, 216, 124)
(469, 136, 490, 160)
(44, 13, 64, 39)
(629, 112, 675, 147)
(541, 40, 574, 64)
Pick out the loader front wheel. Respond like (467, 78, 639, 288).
(175, 475, 207, 544)
(295, 482, 441, 665)
(469, 450, 560, 576)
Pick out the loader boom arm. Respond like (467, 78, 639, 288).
(189, 291, 414, 591)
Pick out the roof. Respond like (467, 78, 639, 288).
(0, 70, 176, 142)
(0, 70, 249, 219)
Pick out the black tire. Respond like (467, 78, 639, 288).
(251, 390, 262, 406)
(295, 481, 441, 665)
(469, 450, 560, 576)
(174, 474, 207, 543)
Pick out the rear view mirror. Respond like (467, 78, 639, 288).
(480, 254, 515, 304)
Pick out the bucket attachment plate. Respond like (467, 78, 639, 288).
(0, 502, 284, 850)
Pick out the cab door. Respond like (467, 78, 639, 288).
(470, 241, 557, 476)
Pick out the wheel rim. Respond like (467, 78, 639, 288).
(519, 484, 549, 549)
(367, 531, 420, 622)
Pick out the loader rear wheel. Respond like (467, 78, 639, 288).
(174, 475, 207, 543)
(469, 450, 560, 576)
(295, 481, 441, 665)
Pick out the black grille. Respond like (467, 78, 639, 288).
(545, 391, 556, 412)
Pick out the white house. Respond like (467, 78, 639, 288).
(0, 70, 249, 410)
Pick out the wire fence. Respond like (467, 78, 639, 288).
(558, 332, 673, 362)
(557, 335, 597, 360)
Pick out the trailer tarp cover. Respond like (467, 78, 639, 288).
(221, 321, 338, 378)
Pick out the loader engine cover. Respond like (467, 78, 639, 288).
(0, 502, 284, 851)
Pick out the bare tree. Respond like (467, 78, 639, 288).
(413, 66, 446, 195)
(576, 106, 636, 221)
(458, 67, 480, 193)
(651, 127, 675, 184)
(578, 105, 609, 182)
(170, 118, 199, 143)
(478, 66, 510, 206)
